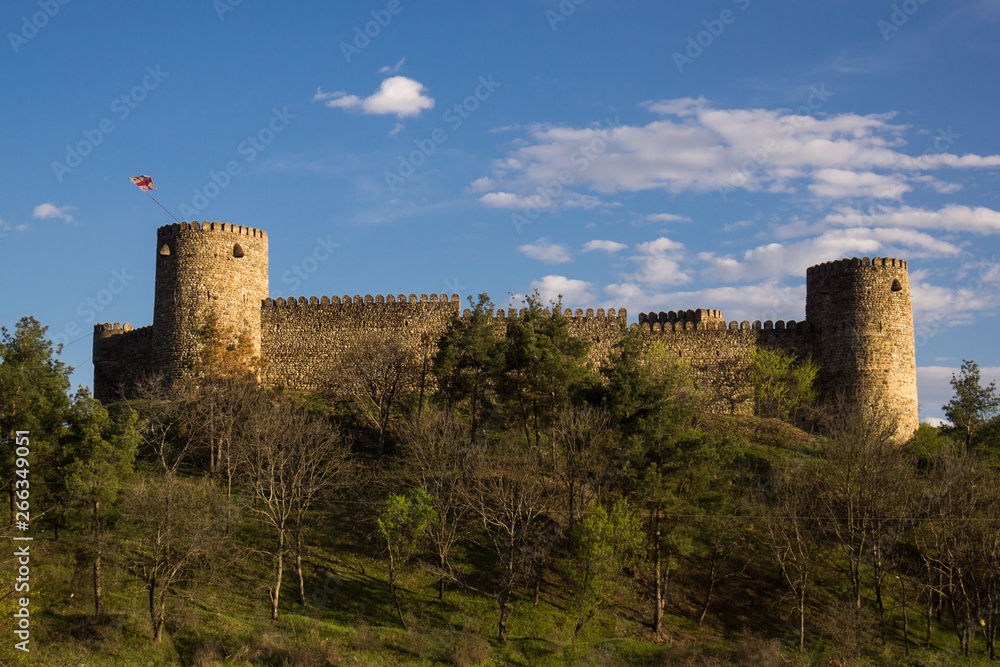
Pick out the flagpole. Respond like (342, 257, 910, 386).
(146, 191, 180, 222)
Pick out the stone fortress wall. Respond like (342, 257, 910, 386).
(93, 222, 919, 435)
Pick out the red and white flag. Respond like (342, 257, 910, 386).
(129, 175, 156, 191)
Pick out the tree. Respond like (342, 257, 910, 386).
(397, 407, 472, 599)
(239, 394, 351, 620)
(376, 488, 437, 629)
(604, 335, 721, 632)
(0, 317, 71, 528)
(820, 400, 913, 641)
(334, 336, 420, 473)
(62, 389, 140, 616)
(467, 442, 554, 643)
(750, 348, 818, 424)
(551, 405, 616, 533)
(433, 293, 503, 443)
(942, 359, 1000, 454)
(563, 497, 643, 636)
(761, 460, 822, 652)
(123, 475, 229, 643)
(495, 292, 591, 458)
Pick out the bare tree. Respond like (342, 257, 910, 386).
(466, 442, 555, 644)
(821, 400, 913, 640)
(397, 407, 473, 599)
(332, 336, 420, 474)
(761, 460, 821, 652)
(551, 405, 616, 533)
(122, 476, 228, 643)
(239, 394, 352, 619)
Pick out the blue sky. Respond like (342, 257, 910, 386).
(2, 0, 999, 422)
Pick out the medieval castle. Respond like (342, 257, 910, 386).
(93, 222, 920, 434)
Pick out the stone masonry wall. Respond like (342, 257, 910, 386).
(93, 323, 154, 402)
(635, 317, 815, 413)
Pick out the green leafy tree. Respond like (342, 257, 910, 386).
(496, 292, 591, 458)
(433, 293, 503, 442)
(605, 335, 724, 632)
(942, 359, 1000, 454)
(750, 348, 818, 424)
(563, 497, 643, 636)
(377, 488, 437, 629)
(0, 317, 71, 527)
(62, 389, 140, 616)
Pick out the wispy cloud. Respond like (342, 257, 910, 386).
(518, 237, 571, 263)
(378, 57, 405, 75)
(582, 239, 627, 254)
(33, 203, 76, 223)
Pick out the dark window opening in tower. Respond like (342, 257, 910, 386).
(891, 279, 902, 292)
(159, 243, 171, 256)
(233, 243, 245, 258)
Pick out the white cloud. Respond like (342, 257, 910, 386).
(467, 176, 496, 192)
(701, 227, 961, 283)
(808, 169, 911, 199)
(583, 239, 627, 254)
(529, 275, 596, 305)
(478, 189, 606, 211)
(388, 123, 404, 138)
(33, 203, 75, 223)
(479, 191, 550, 209)
(481, 98, 1000, 202)
(378, 57, 405, 74)
(813, 204, 1000, 236)
(625, 237, 691, 286)
(517, 238, 571, 264)
(314, 76, 434, 118)
(647, 213, 692, 223)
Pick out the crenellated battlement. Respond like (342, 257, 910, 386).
(94, 322, 154, 339)
(158, 221, 268, 239)
(264, 293, 460, 307)
(638, 308, 725, 325)
(459, 307, 627, 320)
(806, 255, 907, 278)
(633, 319, 812, 333)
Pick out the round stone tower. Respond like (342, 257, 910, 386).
(152, 221, 269, 379)
(806, 256, 918, 436)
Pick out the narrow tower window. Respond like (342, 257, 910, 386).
(891, 279, 902, 292)
(233, 243, 245, 258)
(159, 243, 171, 256)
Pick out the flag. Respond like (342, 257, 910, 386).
(129, 175, 156, 191)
